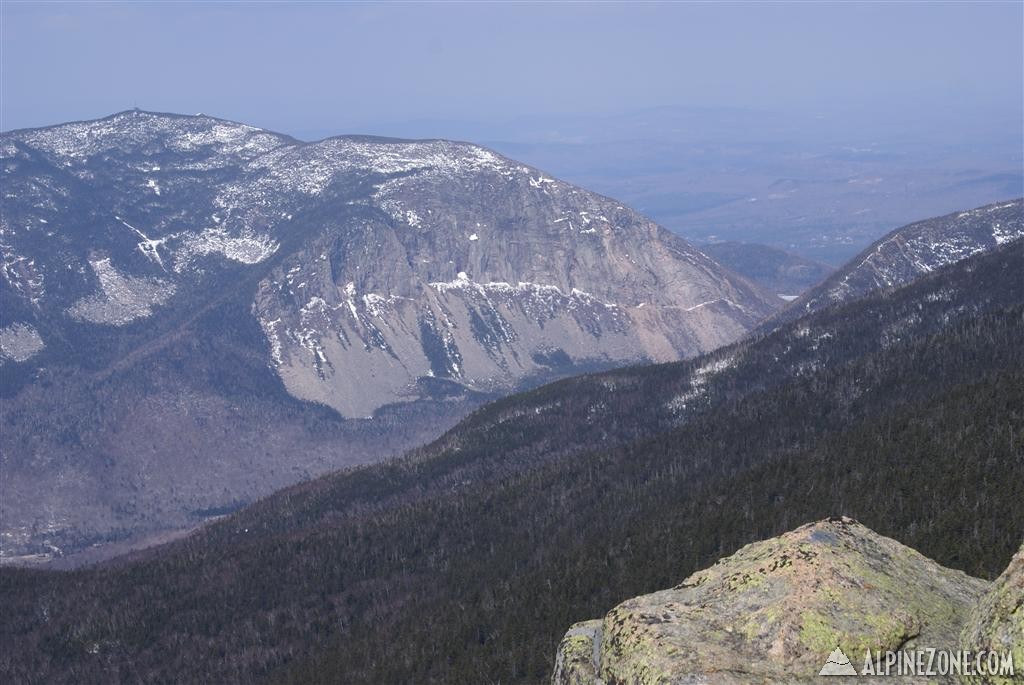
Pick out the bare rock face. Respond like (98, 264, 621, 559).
(245, 139, 777, 416)
(553, 518, 990, 685)
(961, 543, 1024, 685)
(552, 621, 604, 685)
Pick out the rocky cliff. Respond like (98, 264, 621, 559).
(961, 544, 1024, 685)
(0, 110, 778, 560)
(553, 518, 1020, 685)
(1, 110, 778, 415)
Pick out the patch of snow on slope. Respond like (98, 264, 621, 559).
(376, 199, 426, 228)
(0, 323, 45, 362)
(14, 112, 285, 164)
(295, 297, 332, 370)
(68, 258, 175, 325)
(911, 233, 988, 267)
(322, 138, 510, 176)
(680, 298, 750, 314)
(992, 221, 1022, 246)
(1, 241, 46, 303)
(429, 276, 619, 309)
(343, 282, 360, 319)
(667, 354, 737, 413)
(233, 138, 513, 211)
(529, 175, 557, 190)
(116, 216, 168, 268)
(428, 276, 622, 328)
(363, 292, 404, 318)
(174, 227, 278, 271)
(170, 122, 270, 153)
(258, 317, 284, 365)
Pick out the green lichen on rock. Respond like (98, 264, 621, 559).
(552, 620, 603, 685)
(960, 543, 1024, 685)
(553, 517, 992, 684)
(799, 610, 841, 655)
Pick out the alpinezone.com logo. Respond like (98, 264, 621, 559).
(820, 647, 1016, 678)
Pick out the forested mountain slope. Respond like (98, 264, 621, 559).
(1, 242, 1021, 684)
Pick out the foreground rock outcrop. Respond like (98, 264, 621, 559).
(553, 518, 1021, 684)
(960, 544, 1024, 685)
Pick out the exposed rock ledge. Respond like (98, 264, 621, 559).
(552, 517, 1023, 684)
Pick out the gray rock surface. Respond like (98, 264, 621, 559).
(960, 543, 1024, 685)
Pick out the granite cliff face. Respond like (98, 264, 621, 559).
(0, 111, 777, 560)
(552, 518, 1016, 685)
(247, 137, 776, 416)
(1, 110, 777, 415)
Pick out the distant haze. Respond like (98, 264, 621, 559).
(2, 2, 1021, 140)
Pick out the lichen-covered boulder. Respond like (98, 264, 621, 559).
(960, 543, 1024, 685)
(552, 620, 604, 685)
(554, 517, 989, 684)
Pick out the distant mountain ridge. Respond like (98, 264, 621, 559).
(768, 198, 1023, 326)
(0, 110, 777, 560)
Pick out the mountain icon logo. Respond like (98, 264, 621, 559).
(819, 647, 858, 676)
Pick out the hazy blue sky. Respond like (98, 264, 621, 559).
(2, 1, 1022, 139)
